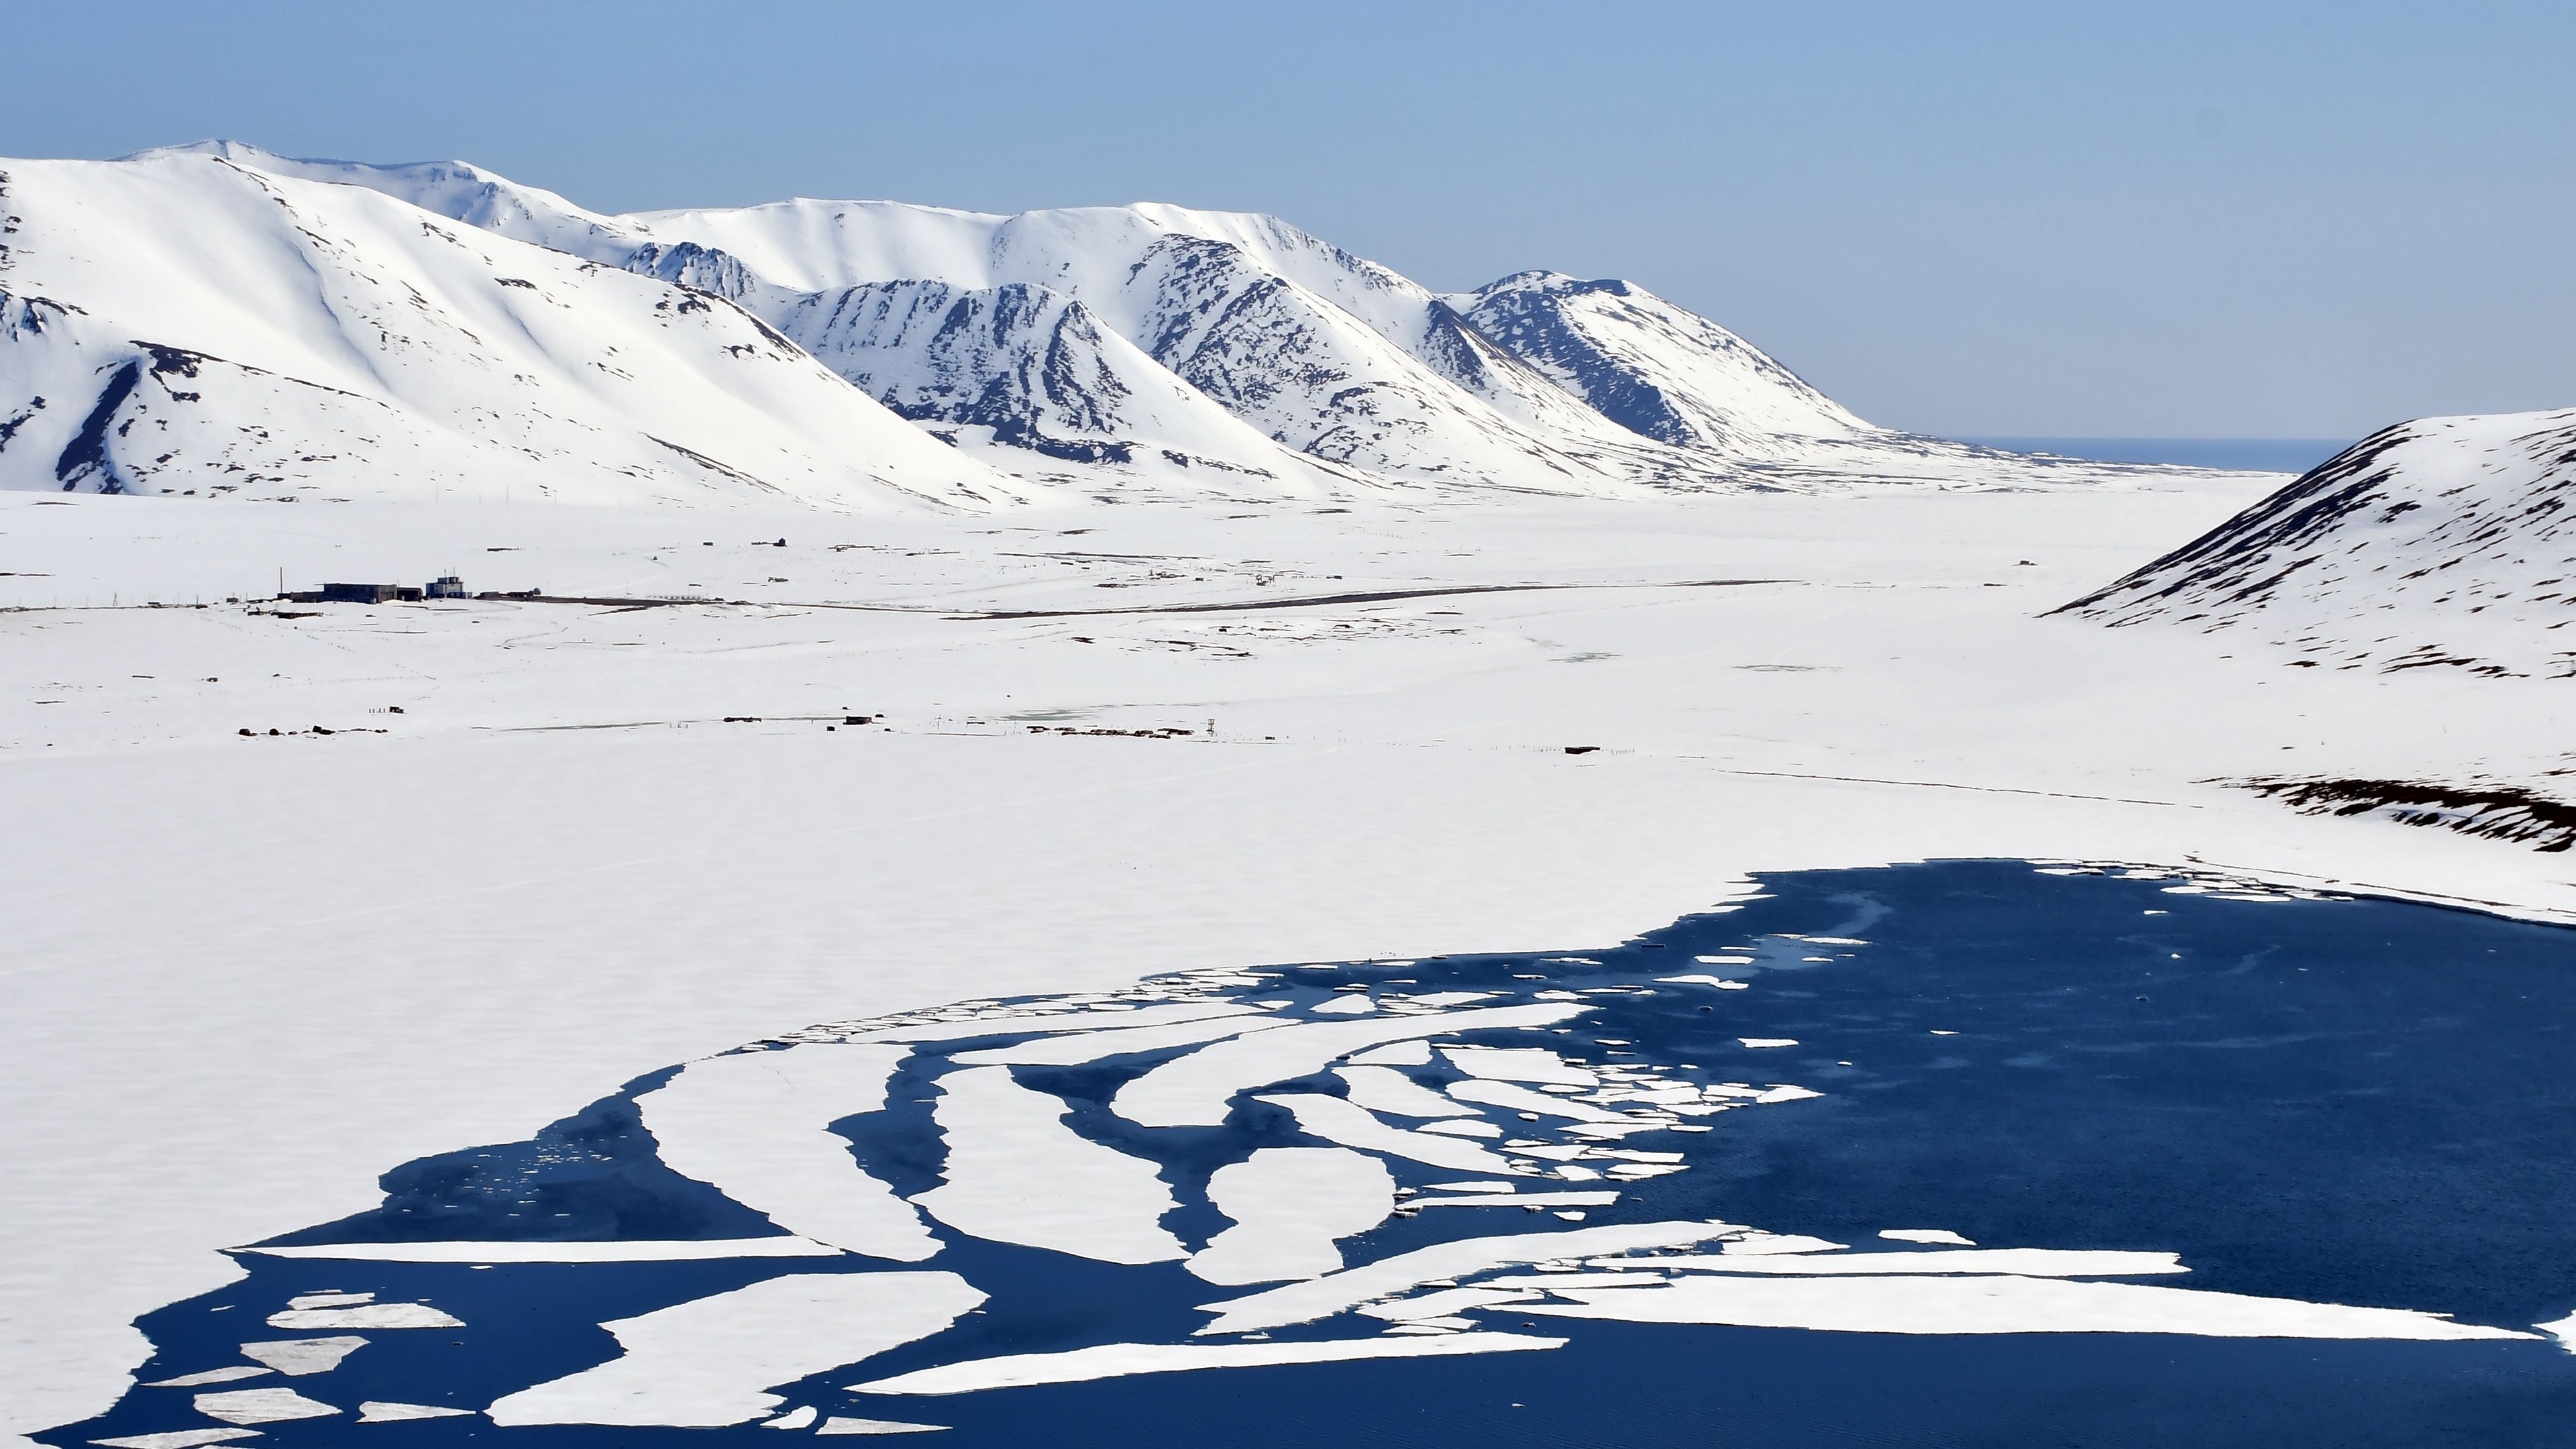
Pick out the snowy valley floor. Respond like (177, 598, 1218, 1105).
(5, 477, 2573, 1442)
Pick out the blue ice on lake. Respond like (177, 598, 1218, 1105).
(48, 860, 2576, 1448)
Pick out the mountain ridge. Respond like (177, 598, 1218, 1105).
(0, 141, 2241, 506)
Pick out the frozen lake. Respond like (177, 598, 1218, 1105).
(46, 861, 2576, 1448)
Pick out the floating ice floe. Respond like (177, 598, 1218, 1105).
(911, 1065, 1186, 1264)
(264, 1304, 458, 1330)
(139, 1367, 270, 1388)
(1195, 1220, 1749, 1334)
(1721, 1233, 1846, 1255)
(356, 1403, 473, 1423)
(1359, 1287, 1540, 1320)
(89, 1431, 264, 1449)
(1656, 974, 1749, 988)
(1189, 1148, 1395, 1285)
(1345, 1039, 1433, 1067)
(947, 1008, 1288, 1065)
(1446, 1079, 1628, 1122)
(488, 1271, 984, 1427)
(240, 1238, 844, 1263)
(84, 918, 2555, 1432)
(1440, 1046, 1597, 1087)
(1417, 1118, 1505, 1138)
(192, 1388, 339, 1426)
(1253, 1093, 1525, 1173)
(1114, 1003, 1589, 1127)
(1411, 1191, 1619, 1210)
(1333, 1065, 1477, 1118)
(1521, 1274, 2536, 1340)
(238, 1338, 366, 1375)
(638, 1043, 940, 1261)
(1625, 1248, 2181, 1277)
(2535, 1311, 2576, 1352)
(845, 1332, 1568, 1395)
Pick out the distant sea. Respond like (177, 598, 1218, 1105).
(1959, 437, 2353, 474)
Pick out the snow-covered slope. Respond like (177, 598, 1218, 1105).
(19, 142, 2225, 503)
(2057, 408, 2576, 677)
(605, 196, 2180, 492)
(133, 140, 640, 264)
(614, 199, 1722, 494)
(0, 153, 1019, 508)
(1457, 271, 1874, 451)
(623, 240, 1370, 499)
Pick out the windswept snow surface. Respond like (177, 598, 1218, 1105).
(2061, 407, 2576, 679)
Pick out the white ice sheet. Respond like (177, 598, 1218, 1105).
(262, 1305, 455, 1331)
(948, 1012, 1287, 1065)
(237, 1238, 841, 1263)
(1252, 1094, 1523, 1174)
(1333, 1065, 1475, 1118)
(1637, 1248, 2180, 1277)
(1113, 1004, 1589, 1127)
(1195, 1220, 1747, 1334)
(487, 1271, 984, 1427)
(1440, 1047, 1597, 1087)
(845, 1332, 1566, 1395)
(191, 1389, 337, 1426)
(1188, 1148, 1395, 1285)
(356, 1403, 472, 1423)
(236, 1338, 366, 1376)
(637, 1045, 938, 1263)
(911, 1066, 1186, 1264)
(1526, 1274, 2536, 1340)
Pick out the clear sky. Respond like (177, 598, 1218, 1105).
(7, 1, 2569, 439)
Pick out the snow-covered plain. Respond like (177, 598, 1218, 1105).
(12, 469, 2576, 1443)
(5, 140, 2575, 1446)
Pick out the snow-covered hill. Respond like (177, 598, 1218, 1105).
(2057, 408, 2576, 678)
(0, 153, 1018, 509)
(5, 142, 2227, 505)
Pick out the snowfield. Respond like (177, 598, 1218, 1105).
(4, 140, 2574, 1447)
(7, 467, 2576, 1442)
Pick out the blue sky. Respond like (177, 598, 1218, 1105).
(7, 1, 2569, 438)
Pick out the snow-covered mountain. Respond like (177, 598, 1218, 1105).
(0, 152, 1018, 509)
(2057, 408, 2576, 678)
(1456, 271, 1873, 452)
(3, 142, 2220, 506)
